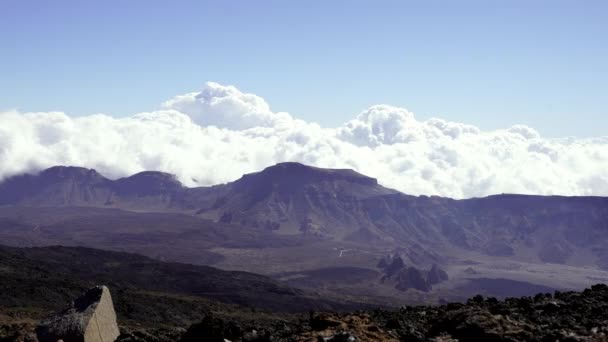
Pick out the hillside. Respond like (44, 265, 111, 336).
(3, 245, 608, 342)
(0, 245, 353, 321)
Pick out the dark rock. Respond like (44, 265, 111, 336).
(179, 314, 229, 342)
(319, 331, 358, 341)
(395, 267, 431, 292)
(384, 256, 405, 277)
(433, 307, 536, 341)
(310, 312, 343, 331)
(427, 264, 449, 285)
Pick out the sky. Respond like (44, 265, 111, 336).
(1, 0, 607, 137)
(1, 1, 607, 198)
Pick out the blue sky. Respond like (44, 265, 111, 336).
(1, 0, 607, 137)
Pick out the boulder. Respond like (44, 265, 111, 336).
(36, 286, 120, 342)
(179, 314, 242, 342)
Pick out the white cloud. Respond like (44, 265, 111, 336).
(161, 81, 293, 130)
(1, 82, 607, 199)
(336, 105, 481, 146)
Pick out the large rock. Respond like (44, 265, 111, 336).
(36, 286, 120, 342)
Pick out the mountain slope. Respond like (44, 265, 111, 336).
(1, 163, 608, 268)
(196, 162, 398, 238)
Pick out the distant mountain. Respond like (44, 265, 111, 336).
(197, 162, 398, 238)
(1, 163, 608, 302)
(0, 165, 222, 211)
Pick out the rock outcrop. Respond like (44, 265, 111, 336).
(36, 286, 120, 342)
(395, 267, 431, 292)
(427, 264, 449, 285)
(384, 255, 405, 277)
(378, 255, 449, 292)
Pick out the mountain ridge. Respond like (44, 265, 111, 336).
(1, 163, 608, 304)
(3, 163, 605, 204)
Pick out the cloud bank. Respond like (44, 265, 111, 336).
(1, 81, 607, 199)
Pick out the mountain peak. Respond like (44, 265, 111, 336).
(240, 162, 379, 186)
(39, 166, 106, 182)
(114, 171, 183, 195)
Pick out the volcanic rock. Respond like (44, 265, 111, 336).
(427, 264, 449, 285)
(36, 285, 120, 342)
(384, 256, 405, 277)
(395, 267, 431, 292)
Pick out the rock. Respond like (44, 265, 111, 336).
(116, 327, 185, 342)
(318, 331, 357, 341)
(310, 312, 343, 331)
(179, 314, 243, 342)
(395, 267, 431, 292)
(0, 323, 38, 342)
(384, 256, 405, 277)
(242, 330, 259, 342)
(427, 264, 449, 285)
(36, 285, 120, 342)
(431, 307, 536, 341)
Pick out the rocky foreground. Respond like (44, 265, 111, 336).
(165, 284, 608, 342)
(9, 283, 607, 342)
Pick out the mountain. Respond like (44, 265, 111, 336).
(0, 166, 223, 211)
(0, 166, 111, 207)
(5, 163, 606, 264)
(0, 163, 398, 240)
(196, 162, 398, 238)
(1, 163, 608, 303)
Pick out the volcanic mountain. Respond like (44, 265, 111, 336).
(0, 165, 221, 211)
(1, 162, 608, 302)
(196, 162, 398, 238)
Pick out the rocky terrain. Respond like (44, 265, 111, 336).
(122, 283, 608, 341)
(1, 243, 608, 341)
(0, 244, 364, 342)
(7, 279, 608, 341)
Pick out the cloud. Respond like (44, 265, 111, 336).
(161, 82, 293, 130)
(1, 82, 607, 199)
(336, 105, 481, 146)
